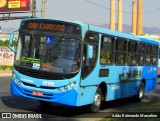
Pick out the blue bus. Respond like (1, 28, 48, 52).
(9, 18, 159, 113)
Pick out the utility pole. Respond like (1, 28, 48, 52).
(137, 0, 143, 36)
(132, 1, 137, 35)
(32, 0, 36, 17)
(41, 0, 47, 18)
(118, 0, 123, 32)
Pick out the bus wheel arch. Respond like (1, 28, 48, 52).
(99, 82, 107, 101)
(141, 79, 146, 90)
(88, 82, 107, 113)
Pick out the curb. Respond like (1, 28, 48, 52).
(0, 73, 12, 77)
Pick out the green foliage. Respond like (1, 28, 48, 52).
(0, 40, 9, 46)
(8, 66, 13, 70)
(13, 40, 18, 47)
(0, 40, 18, 47)
(0, 65, 13, 70)
(0, 65, 8, 70)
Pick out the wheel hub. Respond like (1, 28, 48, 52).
(94, 93, 101, 107)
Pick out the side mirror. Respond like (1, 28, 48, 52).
(9, 29, 18, 53)
(87, 44, 93, 59)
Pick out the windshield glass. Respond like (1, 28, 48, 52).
(15, 32, 81, 74)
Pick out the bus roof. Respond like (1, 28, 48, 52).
(88, 24, 140, 41)
(139, 37, 159, 45)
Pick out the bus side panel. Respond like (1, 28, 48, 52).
(106, 83, 122, 101)
(142, 66, 158, 93)
(76, 86, 97, 106)
(130, 81, 140, 96)
(145, 79, 157, 92)
(121, 82, 132, 98)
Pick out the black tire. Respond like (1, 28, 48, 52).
(39, 100, 51, 107)
(88, 88, 102, 113)
(135, 82, 144, 102)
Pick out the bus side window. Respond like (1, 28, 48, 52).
(138, 43, 145, 66)
(116, 52, 126, 65)
(127, 41, 137, 65)
(145, 44, 152, 65)
(100, 36, 114, 64)
(115, 38, 127, 65)
(152, 45, 158, 66)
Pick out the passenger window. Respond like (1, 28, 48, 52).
(146, 45, 151, 54)
(138, 55, 144, 66)
(151, 46, 158, 65)
(115, 52, 126, 65)
(138, 43, 145, 53)
(152, 56, 157, 65)
(100, 36, 114, 64)
(127, 41, 138, 66)
(127, 53, 137, 65)
(146, 56, 151, 65)
(128, 41, 137, 52)
(116, 38, 127, 51)
(152, 46, 158, 55)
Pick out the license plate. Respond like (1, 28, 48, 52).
(32, 91, 44, 97)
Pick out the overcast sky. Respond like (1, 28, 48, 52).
(0, 0, 160, 30)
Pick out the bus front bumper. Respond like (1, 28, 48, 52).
(10, 79, 78, 106)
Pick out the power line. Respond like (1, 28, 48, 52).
(85, 0, 160, 14)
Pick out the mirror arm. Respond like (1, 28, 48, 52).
(9, 29, 19, 53)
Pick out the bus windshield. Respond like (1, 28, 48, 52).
(15, 32, 81, 74)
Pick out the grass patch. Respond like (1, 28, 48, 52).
(101, 97, 160, 121)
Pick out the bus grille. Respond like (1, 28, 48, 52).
(14, 65, 66, 80)
(22, 81, 58, 90)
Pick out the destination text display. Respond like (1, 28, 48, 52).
(20, 20, 81, 35)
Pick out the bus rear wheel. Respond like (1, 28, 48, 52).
(89, 88, 102, 113)
(135, 82, 144, 102)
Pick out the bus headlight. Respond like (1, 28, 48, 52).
(58, 88, 61, 92)
(17, 81, 21, 85)
(64, 86, 68, 91)
(70, 83, 74, 88)
(14, 79, 17, 83)
(14, 79, 21, 85)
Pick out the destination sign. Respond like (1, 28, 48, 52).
(20, 20, 81, 35)
(27, 22, 65, 31)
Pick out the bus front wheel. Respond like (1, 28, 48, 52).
(89, 88, 102, 113)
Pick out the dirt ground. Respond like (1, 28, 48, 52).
(0, 69, 12, 73)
